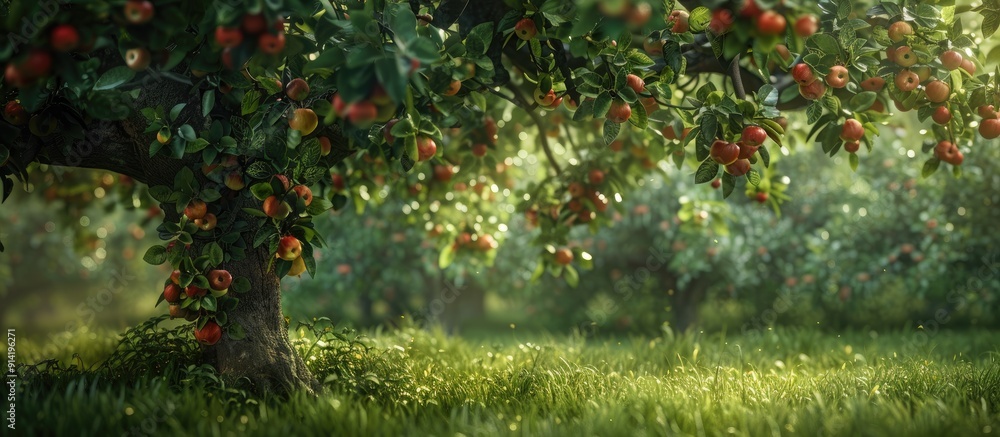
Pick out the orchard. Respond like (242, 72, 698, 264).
(2, 0, 999, 397)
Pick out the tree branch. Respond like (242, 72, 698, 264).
(505, 84, 561, 176)
(729, 54, 747, 101)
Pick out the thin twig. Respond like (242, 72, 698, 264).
(729, 54, 746, 100)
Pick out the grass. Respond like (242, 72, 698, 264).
(13, 318, 1000, 436)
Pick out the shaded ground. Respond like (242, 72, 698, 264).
(14, 320, 1000, 436)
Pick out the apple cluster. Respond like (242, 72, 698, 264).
(216, 13, 287, 70)
(162, 266, 232, 346)
(3, 19, 87, 87)
(708, 125, 770, 176)
(261, 175, 312, 277)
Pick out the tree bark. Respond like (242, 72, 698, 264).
(199, 238, 322, 395)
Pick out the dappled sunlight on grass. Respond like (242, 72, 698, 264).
(14, 320, 1000, 436)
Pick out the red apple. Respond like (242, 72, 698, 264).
(924, 80, 950, 103)
(860, 77, 885, 91)
(194, 321, 222, 346)
(292, 185, 313, 206)
(894, 46, 918, 67)
(433, 164, 453, 182)
(588, 169, 605, 185)
(725, 159, 751, 176)
(756, 11, 786, 36)
(894, 70, 919, 92)
(840, 119, 864, 141)
(124, 0, 154, 25)
(555, 248, 573, 265)
(710, 140, 740, 165)
(514, 18, 537, 40)
(125, 47, 151, 71)
(214, 26, 243, 48)
(939, 50, 963, 71)
(3, 101, 29, 126)
(194, 213, 217, 231)
(607, 100, 631, 124)
(932, 106, 951, 125)
(163, 284, 182, 303)
(285, 78, 310, 101)
(798, 80, 827, 100)
(888, 21, 913, 43)
(416, 136, 437, 161)
(242, 14, 267, 34)
(472, 143, 488, 157)
(794, 15, 818, 38)
(262, 195, 291, 219)
(740, 125, 767, 147)
(184, 199, 207, 220)
(258, 32, 286, 54)
(668, 10, 690, 33)
(277, 235, 302, 261)
(737, 141, 759, 159)
(207, 269, 232, 291)
(348, 101, 378, 127)
(791, 63, 815, 85)
(825, 65, 850, 88)
(185, 284, 207, 298)
(979, 118, 1000, 139)
(708, 9, 734, 35)
(49, 24, 80, 52)
(625, 74, 645, 94)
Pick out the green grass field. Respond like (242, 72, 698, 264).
(13, 319, 1000, 436)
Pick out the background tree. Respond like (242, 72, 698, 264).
(1, 0, 997, 394)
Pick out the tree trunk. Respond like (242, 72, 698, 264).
(199, 242, 321, 395)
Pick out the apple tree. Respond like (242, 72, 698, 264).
(2, 0, 998, 394)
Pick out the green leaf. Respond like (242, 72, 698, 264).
(242, 90, 262, 115)
(178, 124, 197, 141)
(602, 120, 621, 145)
(202, 91, 215, 117)
(301, 167, 326, 185)
(227, 322, 246, 340)
(747, 169, 761, 186)
(849, 152, 859, 171)
(695, 160, 720, 184)
(142, 245, 168, 265)
(807, 102, 824, 124)
(202, 295, 218, 312)
(249, 182, 273, 201)
(721, 172, 736, 198)
(169, 103, 187, 122)
(439, 242, 455, 268)
(93, 67, 135, 91)
(808, 34, 842, 57)
(298, 139, 322, 167)
(563, 264, 579, 288)
(688, 7, 712, 32)
(200, 188, 222, 202)
(231, 277, 251, 294)
(205, 242, 224, 266)
(148, 185, 173, 203)
(921, 157, 940, 178)
(306, 197, 333, 215)
(185, 138, 210, 153)
(593, 92, 612, 118)
(467, 22, 495, 55)
(246, 161, 273, 180)
(242, 207, 268, 217)
(848, 92, 877, 112)
(627, 101, 648, 129)
(983, 10, 1000, 37)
